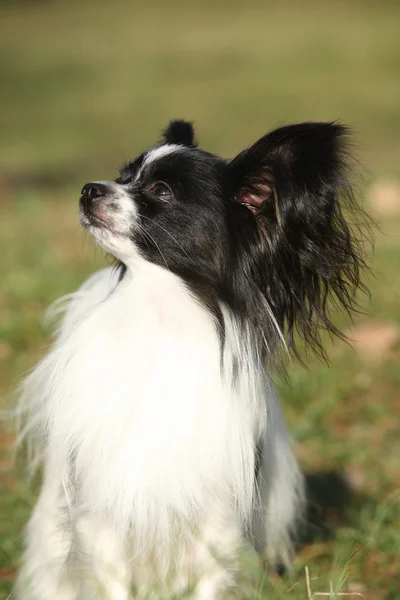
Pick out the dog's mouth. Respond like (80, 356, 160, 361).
(79, 200, 130, 243)
(80, 204, 110, 229)
(79, 182, 114, 230)
(79, 187, 114, 231)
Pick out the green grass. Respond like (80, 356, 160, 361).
(1, 1, 400, 598)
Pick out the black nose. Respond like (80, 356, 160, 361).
(81, 182, 108, 202)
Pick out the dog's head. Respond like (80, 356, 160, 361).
(80, 119, 370, 360)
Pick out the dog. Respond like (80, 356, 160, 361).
(15, 120, 368, 599)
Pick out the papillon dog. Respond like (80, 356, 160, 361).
(15, 120, 369, 599)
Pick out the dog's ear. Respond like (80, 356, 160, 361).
(230, 122, 350, 222)
(163, 120, 196, 147)
(230, 123, 371, 358)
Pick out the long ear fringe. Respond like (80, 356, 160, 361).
(289, 186, 374, 363)
(283, 128, 373, 362)
(231, 123, 374, 365)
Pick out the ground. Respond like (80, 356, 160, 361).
(0, 1, 399, 598)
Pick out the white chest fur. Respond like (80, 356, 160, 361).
(30, 263, 266, 553)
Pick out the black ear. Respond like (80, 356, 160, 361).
(230, 122, 372, 359)
(162, 120, 196, 147)
(231, 122, 350, 221)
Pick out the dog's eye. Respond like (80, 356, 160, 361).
(148, 182, 172, 201)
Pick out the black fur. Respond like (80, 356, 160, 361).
(229, 122, 372, 360)
(92, 119, 371, 367)
(162, 119, 196, 147)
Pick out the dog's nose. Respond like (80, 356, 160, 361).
(81, 182, 108, 202)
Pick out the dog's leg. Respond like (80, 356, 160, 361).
(14, 469, 76, 600)
(251, 390, 305, 570)
(15, 470, 132, 600)
(190, 502, 242, 600)
(73, 512, 132, 600)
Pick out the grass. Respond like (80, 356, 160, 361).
(1, 0, 400, 598)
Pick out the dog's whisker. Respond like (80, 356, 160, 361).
(140, 215, 192, 260)
(137, 224, 170, 271)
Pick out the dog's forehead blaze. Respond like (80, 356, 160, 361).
(143, 144, 183, 167)
(120, 144, 186, 182)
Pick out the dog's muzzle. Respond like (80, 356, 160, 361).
(80, 182, 109, 208)
(80, 181, 115, 227)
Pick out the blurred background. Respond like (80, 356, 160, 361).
(1, 1, 399, 598)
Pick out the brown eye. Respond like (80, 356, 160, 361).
(148, 182, 172, 201)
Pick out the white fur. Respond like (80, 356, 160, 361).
(143, 144, 182, 169)
(251, 390, 305, 568)
(16, 264, 304, 599)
